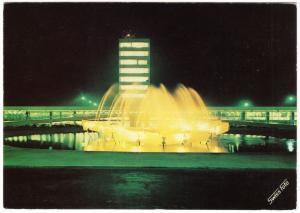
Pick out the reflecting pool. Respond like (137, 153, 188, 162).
(4, 133, 296, 153)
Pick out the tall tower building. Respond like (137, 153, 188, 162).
(119, 36, 150, 98)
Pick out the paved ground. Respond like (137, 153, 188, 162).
(4, 145, 296, 169)
(4, 167, 296, 209)
(4, 146, 296, 209)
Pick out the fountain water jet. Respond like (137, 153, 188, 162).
(82, 83, 229, 152)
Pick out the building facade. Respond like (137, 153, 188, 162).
(118, 37, 150, 97)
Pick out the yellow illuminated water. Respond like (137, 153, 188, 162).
(82, 84, 229, 152)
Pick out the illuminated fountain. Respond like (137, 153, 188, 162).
(82, 84, 229, 152)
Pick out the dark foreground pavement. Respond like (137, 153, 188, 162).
(4, 167, 296, 209)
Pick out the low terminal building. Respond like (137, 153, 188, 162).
(3, 106, 297, 126)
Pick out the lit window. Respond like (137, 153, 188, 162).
(119, 42, 132, 48)
(131, 42, 149, 48)
(120, 76, 149, 83)
(138, 60, 148, 65)
(120, 59, 137, 65)
(270, 112, 291, 121)
(120, 51, 149, 56)
(119, 42, 149, 48)
(245, 112, 266, 121)
(120, 68, 149, 74)
(120, 85, 148, 90)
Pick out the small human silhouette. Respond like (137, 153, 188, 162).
(162, 137, 166, 150)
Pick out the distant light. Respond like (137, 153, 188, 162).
(239, 100, 252, 107)
(93, 103, 97, 106)
(286, 139, 295, 152)
(89, 100, 92, 103)
(244, 102, 249, 107)
(284, 95, 296, 105)
(81, 96, 85, 100)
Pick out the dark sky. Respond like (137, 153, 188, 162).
(4, 3, 296, 106)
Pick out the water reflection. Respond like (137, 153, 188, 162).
(218, 134, 296, 153)
(286, 139, 296, 152)
(4, 133, 296, 153)
(5, 132, 99, 151)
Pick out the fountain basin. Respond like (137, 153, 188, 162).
(81, 119, 229, 152)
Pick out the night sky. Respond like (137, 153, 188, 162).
(4, 3, 296, 106)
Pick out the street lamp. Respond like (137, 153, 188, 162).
(284, 95, 296, 105)
(243, 102, 250, 107)
(239, 100, 252, 108)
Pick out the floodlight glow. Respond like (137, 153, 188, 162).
(120, 76, 148, 83)
(284, 95, 296, 105)
(89, 100, 92, 103)
(82, 84, 230, 153)
(81, 96, 86, 100)
(120, 51, 149, 56)
(239, 100, 252, 107)
(120, 68, 149, 74)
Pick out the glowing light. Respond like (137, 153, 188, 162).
(286, 139, 295, 152)
(138, 60, 148, 65)
(89, 100, 92, 103)
(131, 147, 142, 152)
(119, 42, 149, 48)
(120, 59, 137, 65)
(81, 96, 85, 100)
(176, 146, 186, 153)
(174, 133, 189, 142)
(120, 85, 148, 90)
(82, 84, 229, 152)
(197, 123, 209, 131)
(93, 103, 97, 106)
(120, 51, 149, 57)
(119, 42, 131, 48)
(131, 42, 149, 48)
(239, 100, 252, 107)
(179, 123, 192, 131)
(120, 76, 148, 83)
(119, 59, 148, 66)
(285, 95, 296, 105)
(120, 68, 149, 74)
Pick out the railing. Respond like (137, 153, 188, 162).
(3, 106, 297, 126)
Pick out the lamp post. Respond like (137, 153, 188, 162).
(240, 100, 252, 108)
(284, 95, 296, 105)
